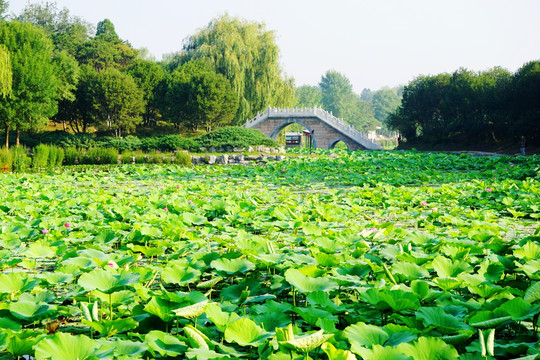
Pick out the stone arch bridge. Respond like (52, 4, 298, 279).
(244, 107, 381, 150)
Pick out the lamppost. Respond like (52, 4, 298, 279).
(303, 129, 314, 154)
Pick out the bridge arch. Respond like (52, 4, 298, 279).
(329, 138, 350, 150)
(269, 119, 318, 149)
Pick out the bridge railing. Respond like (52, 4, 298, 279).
(245, 107, 381, 149)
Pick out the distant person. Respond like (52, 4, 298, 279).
(520, 136, 527, 156)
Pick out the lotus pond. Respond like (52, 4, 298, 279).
(0, 150, 540, 360)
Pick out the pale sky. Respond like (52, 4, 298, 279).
(7, 0, 540, 92)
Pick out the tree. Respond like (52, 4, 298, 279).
(319, 70, 354, 118)
(360, 88, 373, 102)
(512, 60, 540, 138)
(182, 14, 294, 124)
(166, 59, 238, 132)
(127, 59, 165, 126)
(0, 0, 8, 20)
(294, 85, 322, 108)
(0, 44, 11, 98)
(0, 21, 59, 148)
(372, 88, 401, 124)
(76, 19, 137, 71)
(87, 67, 144, 136)
(17, 1, 93, 56)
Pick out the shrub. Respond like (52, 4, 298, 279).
(32, 144, 50, 169)
(0, 147, 13, 172)
(145, 151, 164, 164)
(82, 147, 119, 165)
(174, 151, 192, 165)
(198, 127, 278, 149)
(12, 146, 31, 172)
(64, 147, 78, 165)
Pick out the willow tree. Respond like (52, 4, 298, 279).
(182, 14, 294, 125)
(0, 45, 11, 99)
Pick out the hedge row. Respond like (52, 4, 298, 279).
(2, 127, 279, 153)
(0, 146, 192, 172)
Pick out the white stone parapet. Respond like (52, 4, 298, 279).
(244, 106, 381, 150)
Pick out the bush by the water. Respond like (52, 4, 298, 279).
(198, 127, 278, 149)
(1, 127, 278, 154)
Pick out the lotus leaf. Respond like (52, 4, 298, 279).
(224, 317, 271, 346)
(282, 329, 333, 352)
(145, 330, 187, 357)
(353, 344, 410, 360)
(34, 332, 99, 360)
(397, 336, 459, 360)
(78, 268, 140, 294)
(211, 257, 255, 274)
(284, 268, 338, 293)
(173, 300, 209, 319)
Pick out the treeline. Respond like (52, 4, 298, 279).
(388, 62, 540, 145)
(0, 2, 294, 148)
(294, 70, 403, 133)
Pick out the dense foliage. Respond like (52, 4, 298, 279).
(388, 63, 540, 146)
(0, 151, 539, 359)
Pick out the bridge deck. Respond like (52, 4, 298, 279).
(245, 107, 381, 150)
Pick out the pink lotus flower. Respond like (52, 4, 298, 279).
(370, 227, 378, 232)
(188, 200, 193, 204)
(420, 201, 428, 206)
(42, 229, 49, 234)
(107, 260, 119, 269)
(64, 223, 70, 228)
(510, 163, 514, 167)
(176, 185, 180, 189)
(486, 188, 493, 192)
(163, 207, 168, 211)
(202, 175, 206, 178)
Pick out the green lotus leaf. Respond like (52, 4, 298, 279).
(173, 300, 209, 319)
(0, 273, 40, 295)
(9, 300, 53, 320)
(353, 344, 410, 360)
(211, 257, 255, 274)
(184, 324, 211, 350)
(284, 268, 338, 293)
(0, 332, 7, 352)
(183, 213, 208, 225)
(294, 306, 338, 326)
(514, 241, 540, 260)
(383, 324, 419, 347)
(524, 281, 540, 303)
(392, 261, 429, 279)
(82, 318, 138, 337)
(224, 317, 271, 347)
(321, 342, 357, 360)
(203, 303, 240, 332)
(34, 332, 99, 360)
(145, 330, 187, 357)
(24, 242, 57, 258)
(469, 311, 512, 328)
(162, 261, 202, 285)
(78, 268, 140, 294)
(495, 297, 540, 321)
(343, 322, 389, 350)
(431, 255, 472, 278)
(415, 308, 470, 334)
(0, 317, 22, 331)
(282, 329, 333, 352)
(397, 336, 459, 360)
(144, 296, 176, 322)
(185, 348, 231, 360)
(110, 339, 148, 357)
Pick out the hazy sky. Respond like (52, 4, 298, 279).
(7, 0, 540, 92)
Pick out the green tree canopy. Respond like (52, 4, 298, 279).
(181, 14, 294, 124)
(294, 85, 322, 108)
(0, 44, 11, 99)
(88, 67, 144, 136)
(127, 59, 165, 126)
(0, 20, 59, 147)
(16, 1, 93, 56)
(372, 88, 401, 124)
(166, 59, 238, 132)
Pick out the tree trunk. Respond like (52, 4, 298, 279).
(4, 125, 9, 149)
(16, 130, 20, 147)
(62, 120, 66, 131)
